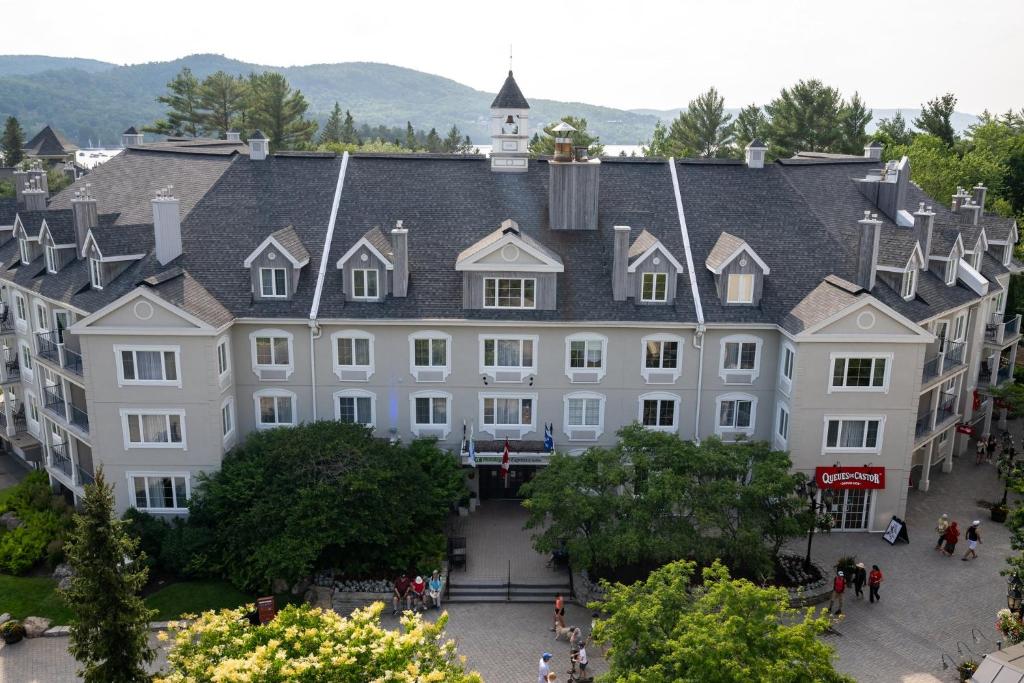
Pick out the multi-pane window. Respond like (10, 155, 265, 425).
(131, 474, 188, 511)
(726, 273, 754, 303)
(259, 393, 294, 425)
(483, 338, 535, 369)
(337, 395, 373, 425)
(825, 418, 881, 450)
(19, 343, 32, 372)
(719, 398, 753, 429)
(337, 336, 371, 366)
(89, 258, 103, 289)
(414, 395, 448, 425)
(217, 339, 230, 376)
(642, 397, 676, 428)
(952, 313, 967, 342)
(19, 239, 31, 265)
(900, 268, 916, 299)
(14, 295, 26, 323)
(413, 337, 447, 367)
(723, 341, 757, 370)
(125, 412, 184, 446)
(221, 401, 233, 437)
(352, 269, 379, 299)
(34, 303, 47, 331)
(119, 349, 178, 384)
(645, 339, 679, 369)
(781, 346, 795, 383)
(831, 356, 887, 389)
(483, 396, 533, 426)
(640, 272, 668, 302)
(254, 336, 290, 366)
(777, 405, 790, 441)
(566, 397, 601, 427)
(569, 339, 603, 369)
(260, 267, 287, 297)
(45, 245, 58, 273)
(945, 258, 957, 286)
(483, 277, 536, 309)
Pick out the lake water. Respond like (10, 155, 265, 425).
(472, 144, 644, 157)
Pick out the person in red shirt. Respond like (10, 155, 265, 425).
(411, 576, 427, 611)
(943, 521, 960, 556)
(392, 573, 412, 615)
(868, 565, 883, 603)
(828, 570, 846, 615)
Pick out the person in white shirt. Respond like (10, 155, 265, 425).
(538, 652, 552, 683)
(574, 641, 589, 678)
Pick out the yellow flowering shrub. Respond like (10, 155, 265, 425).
(155, 602, 482, 683)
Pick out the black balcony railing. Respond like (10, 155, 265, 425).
(942, 341, 967, 372)
(3, 358, 19, 383)
(68, 404, 89, 433)
(62, 348, 83, 376)
(922, 355, 941, 383)
(915, 412, 932, 438)
(0, 316, 14, 334)
(43, 386, 64, 414)
(36, 331, 60, 363)
(936, 392, 957, 425)
(76, 465, 94, 486)
(51, 442, 72, 478)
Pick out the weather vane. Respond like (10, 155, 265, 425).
(509, 44, 513, 71)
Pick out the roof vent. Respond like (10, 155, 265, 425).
(249, 130, 269, 161)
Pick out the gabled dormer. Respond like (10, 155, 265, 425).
(38, 217, 77, 274)
(82, 226, 149, 291)
(12, 213, 43, 265)
(243, 226, 310, 302)
(612, 227, 683, 304)
(928, 231, 964, 287)
(966, 230, 988, 272)
(335, 226, 398, 302)
(705, 231, 770, 306)
(455, 219, 563, 310)
(898, 247, 925, 300)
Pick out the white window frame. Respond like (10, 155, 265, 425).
(563, 391, 605, 441)
(249, 329, 294, 380)
(13, 293, 27, 331)
(119, 409, 187, 450)
(483, 277, 537, 309)
(408, 331, 451, 382)
(828, 353, 892, 393)
(351, 268, 380, 300)
(638, 391, 681, 433)
(479, 391, 538, 438)
(952, 312, 967, 342)
(409, 390, 452, 438)
(221, 396, 235, 444)
(18, 341, 33, 382)
(127, 472, 191, 513)
(19, 238, 33, 265)
(719, 335, 762, 383)
(33, 300, 48, 333)
(776, 402, 790, 448)
(333, 388, 376, 428)
(253, 388, 298, 429)
(640, 272, 668, 303)
(640, 333, 683, 384)
(564, 333, 607, 383)
(725, 273, 754, 304)
(113, 345, 182, 388)
(479, 334, 538, 382)
(259, 267, 288, 298)
(332, 329, 375, 381)
(995, 291, 1006, 316)
(900, 268, 916, 300)
(945, 257, 957, 286)
(715, 392, 757, 438)
(45, 245, 58, 274)
(971, 249, 983, 271)
(823, 415, 885, 454)
(89, 258, 103, 289)
(216, 337, 231, 382)
(779, 342, 795, 396)
(25, 390, 39, 436)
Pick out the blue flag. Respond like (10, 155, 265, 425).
(468, 423, 477, 468)
(543, 422, 554, 452)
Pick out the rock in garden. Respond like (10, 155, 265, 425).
(272, 578, 289, 594)
(0, 511, 20, 530)
(304, 586, 333, 609)
(22, 616, 51, 638)
(51, 563, 75, 590)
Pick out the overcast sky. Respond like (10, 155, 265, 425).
(6, 0, 1022, 113)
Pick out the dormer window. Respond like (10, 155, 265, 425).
(972, 250, 982, 271)
(726, 273, 754, 304)
(352, 269, 379, 300)
(259, 267, 288, 298)
(900, 268, 916, 300)
(44, 245, 58, 274)
(89, 258, 103, 289)
(945, 258, 957, 286)
(19, 238, 30, 265)
(640, 273, 667, 302)
(484, 277, 535, 309)
(705, 232, 770, 307)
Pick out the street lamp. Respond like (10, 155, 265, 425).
(1008, 577, 1023, 615)
(797, 477, 824, 571)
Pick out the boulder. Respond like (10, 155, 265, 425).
(272, 578, 289, 594)
(0, 511, 21, 531)
(0, 613, 10, 626)
(303, 585, 333, 610)
(22, 616, 51, 638)
(52, 563, 75, 591)
(290, 576, 312, 596)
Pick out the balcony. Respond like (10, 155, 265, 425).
(76, 465, 94, 486)
(0, 357, 19, 384)
(915, 392, 960, 441)
(50, 441, 72, 479)
(34, 331, 84, 378)
(985, 314, 1022, 347)
(922, 340, 968, 385)
(0, 315, 14, 336)
(62, 348, 83, 376)
(0, 408, 27, 434)
(915, 412, 932, 438)
(935, 392, 957, 424)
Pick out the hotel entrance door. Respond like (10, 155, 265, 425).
(477, 465, 538, 499)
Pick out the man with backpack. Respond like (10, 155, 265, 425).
(828, 570, 846, 615)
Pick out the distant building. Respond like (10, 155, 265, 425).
(23, 126, 78, 166)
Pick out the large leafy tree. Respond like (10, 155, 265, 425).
(592, 559, 854, 683)
(198, 71, 248, 139)
(764, 79, 845, 157)
(529, 115, 605, 158)
(914, 93, 958, 146)
(1, 116, 25, 166)
(63, 470, 155, 682)
(733, 104, 768, 153)
(145, 66, 203, 137)
(248, 71, 318, 150)
(156, 603, 482, 682)
(665, 86, 735, 158)
(838, 92, 872, 155)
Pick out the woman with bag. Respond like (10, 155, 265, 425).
(943, 521, 960, 556)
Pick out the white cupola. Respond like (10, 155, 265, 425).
(490, 71, 530, 173)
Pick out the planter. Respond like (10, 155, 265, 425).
(992, 506, 1009, 523)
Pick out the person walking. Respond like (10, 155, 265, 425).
(977, 437, 988, 465)
(943, 521, 960, 556)
(828, 570, 846, 615)
(538, 652, 553, 683)
(989, 433, 999, 462)
(551, 593, 565, 631)
(963, 521, 982, 560)
(934, 513, 950, 550)
(853, 562, 867, 599)
(868, 565, 883, 603)
(574, 639, 589, 679)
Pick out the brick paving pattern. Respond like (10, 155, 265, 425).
(450, 499, 560, 583)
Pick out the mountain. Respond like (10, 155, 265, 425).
(631, 107, 981, 134)
(0, 55, 115, 77)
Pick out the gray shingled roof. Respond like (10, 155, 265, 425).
(361, 227, 394, 264)
(628, 229, 658, 259)
(877, 229, 919, 268)
(24, 126, 78, 157)
(782, 276, 863, 335)
(491, 71, 530, 109)
(0, 199, 16, 227)
(142, 268, 233, 327)
(704, 232, 746, 272)
(268, 225, 311, 265)
(89, 223, 153, 257)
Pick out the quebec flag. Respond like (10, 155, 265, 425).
(543, 422, 554, 452)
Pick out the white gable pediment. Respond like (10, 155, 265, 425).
(628, 242, 684, 273)
(336, 236, 394, 270)
(707, 243, 770, 276)
(456, 231, 564, 273)
(71, 288, 214, 335)
(244, 235, 309, 269)
(799, 298, 930, 342)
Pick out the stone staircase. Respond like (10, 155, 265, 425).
(446, 576, 572, 604)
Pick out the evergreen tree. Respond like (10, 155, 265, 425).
(838, 92, 873, 155)
(63, 470, 155, 682)
(874, 111, 914, 147)
(442, 124, 464, 153)
(319, 102, 344, 145)
(1, 116, 25, 167)
(914, 93, 958, 146)
(248, 72, 318, 150)
(404, 122, 417, 150)
(425, 128, 442, 152)
(529, 116, 605, 158)
(665, 86, 735, 158)
(198, 71, 248, 139)
(642, 120, 670, 157)
(340, 110, 359, 144)
(733, 104, 768, 152)
(145, 66, 203, 137)
(764, 79, 845, 157)
(462, 135, 475, 153)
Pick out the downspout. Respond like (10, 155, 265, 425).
(668, 158, 706, 440)
(309, 320, 322, 420)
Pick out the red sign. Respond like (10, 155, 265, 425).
(815, 466, 885, 490)
(956, 424, 976, 436)
(256, 596, 277, 624)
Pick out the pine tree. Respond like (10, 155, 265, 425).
(642, 120, 669, 157)
(461, 135, 475, 153)
(838, 92, 873, 155)
(764, 79, 845, 157)
(913, 93, 958, 146)
(199, 71, 248, 139)
(320, 102, 344, 144)
(425, 128, 442, 152)
(145, 67, 203, 137)
(665, 86, 735, 158)
(1, 116, 25, 167)
(874, 112, 913, 147)
(63, 470, 155, 682)
(248, 72, 318, 150)
(529, 116, 605, 158)
(733, 104, 767, 152)
(340, 110, 359, 144)
(442, 124, 463, 153)
(405, 122, 417, 150)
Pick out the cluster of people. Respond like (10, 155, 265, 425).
(828, 562, 884, 614)
(391, 570, 445, 614)
(539, 593, 590, 682)
(976, 432, 1001, 464)
(935, 514, 983, 560)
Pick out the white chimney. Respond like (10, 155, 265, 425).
(72, 184, 98, 259)
(23, 176, 47, 212)
(249, 130, 269, 161)
(226, 130, 241, 143)
(391, 220, 409, 298)
(864, 140, 883, 160)
(745, 139, 768, 169)
(855, 211, 882, 290)
(152, 186, 182, 265)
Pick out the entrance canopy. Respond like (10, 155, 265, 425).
(972, 642, 1024, 682)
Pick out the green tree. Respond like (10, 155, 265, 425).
(340, 110, 359, 144)
(665, 86, 735, 158)
(198, 71, 248, 139)
(145, 66, 203, 137)
(874, 111, 914, 147)
(248, 71, 318, 150)
(764, 79, 845, 158)
(838, 92, 872, 155)
(593, 559, 853, 683)
(404, 121, 417, 150)
(63, 470, 155, 682)
(425, 127, 442, 152)
(914, 93, 958, 146)
(1, 116, 25, 167)
(319, 102, 344, 145)
(733, 104, 768, 152)
(642, 120, 670, 157)
(442, 124, 467, 153)
(529, 115, 605, 158)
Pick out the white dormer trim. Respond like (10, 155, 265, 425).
(335, 236, 394, 271)
(706, 242, 770, 276)
(37, 223, 74, 249)
(957, 258, 989, 296)
(243, 235, 310, 269)
(455, 232, 564, 273)
(79, 230, 145, 262)
(627, 242, 684, 273)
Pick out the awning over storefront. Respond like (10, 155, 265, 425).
(972, 642, 1024, 682)
(815, 466, 885, 490)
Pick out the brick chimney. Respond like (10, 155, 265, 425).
(856, 211, 882, 290)
(612, 225, 630, 301)
(912, 203, 934, 271)
(71, 184, 98, 258)
(152, 186, 182, 265)
(391, 220, 409, 298)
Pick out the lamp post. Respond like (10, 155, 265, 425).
(1008, 576, 1023, 616)
(797, 477, 827, 571)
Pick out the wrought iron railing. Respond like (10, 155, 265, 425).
(986, 314, 1023, 345)
(62, 347, 83, 376)
(942, 341, 966, 372)
(36, 331, 60, 363)
(3, 358, 19, 383)
(51, 442, 72, 478)
(69, 404, 89, 433)
(935, 392, 957, 425)
(922, 355, 941, 383)
(915, 412, 932, 438)
(43, 386, 64, 415)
